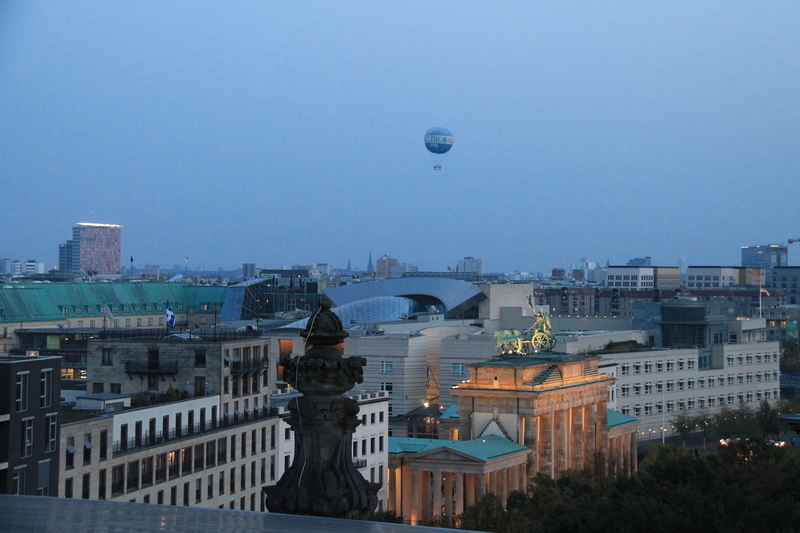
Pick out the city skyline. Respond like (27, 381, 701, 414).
(1, 3, 798, 273)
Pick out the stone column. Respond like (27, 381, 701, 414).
(571, 406, 584, 470)
(388, 467, 397, 512)
(539, 412, 553, 478)
(524, 416, 539, 482)
(454, 473, 465, 515)
(410, 469, 419, 525)
(519, 464, 527, 492)
(553, 410, 567, 478)
(401, 463, 412, 523)
(421, 471, 431, 523)
(595, 401, 609, 466)
(584, 403, 597, 461)
(466, 473, 476, 508)
(478, 473, 487, 498)
(509, 463, 518, 495)
(444, 472, 454, 517)
(431, 471, 442, 520)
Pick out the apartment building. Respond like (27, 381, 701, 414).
(58, 390, 390, 511)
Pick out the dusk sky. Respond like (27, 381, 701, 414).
(1, 2, 798, 274)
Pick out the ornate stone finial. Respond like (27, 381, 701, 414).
(265, 299, 378, 519)
(300, 301, 349, 346)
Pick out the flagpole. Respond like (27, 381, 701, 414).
(759, 283, 763, 318)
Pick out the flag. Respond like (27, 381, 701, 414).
(165, 302, 175, 328)
(447, 266, 452, 272)
(426, 366, 432, 389)
(102, 305, 114, 323)
(185, 256, 189, 261)
(130, 256, 134, 262)
(760, 288, 771, 296)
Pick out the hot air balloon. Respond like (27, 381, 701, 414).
(424, 127, 453, 170)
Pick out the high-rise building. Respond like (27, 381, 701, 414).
(456, 256, 483, 275)
(742, 244, 788, 284)
(58, 223, 121, 275)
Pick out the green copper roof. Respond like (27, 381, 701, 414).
(389, 434, 529, 462)
(0, 283, 227, 323)
(607, 408, 638, 428)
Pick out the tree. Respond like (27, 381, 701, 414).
(755, 399, 783, 438)
(671, 411, 695, 446)
(781, 338, 800, 374)
(459, 493, 508, 533)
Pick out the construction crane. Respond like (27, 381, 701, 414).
(790, 238, 800, 244)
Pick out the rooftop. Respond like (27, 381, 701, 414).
(3, 495, 460, 533)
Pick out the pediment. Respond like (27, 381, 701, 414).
(414, 447, 484, 464)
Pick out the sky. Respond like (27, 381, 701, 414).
(1, 2, 798, 274)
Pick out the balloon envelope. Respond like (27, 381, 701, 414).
(424, 127, 454, 155)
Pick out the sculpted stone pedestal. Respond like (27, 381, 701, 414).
(264, 303, 380, 519)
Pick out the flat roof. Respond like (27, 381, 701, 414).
(3, 495, 465, 533)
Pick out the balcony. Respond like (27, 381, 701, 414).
(230, 357, 269, 374)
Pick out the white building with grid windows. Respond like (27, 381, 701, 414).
(611, 341, 780, 442)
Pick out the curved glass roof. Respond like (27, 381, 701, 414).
(280, 296, 418, 329)
(323, 278, 485, 317)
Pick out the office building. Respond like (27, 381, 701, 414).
(742, 245, 787, 279)
(0, 354, 61, 495)
(456, 257, 483, 275)
(58, 223, 122, 276)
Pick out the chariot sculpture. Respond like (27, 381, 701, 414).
(494, 296, 557, 354)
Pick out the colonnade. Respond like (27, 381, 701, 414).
(388, 461, 528, 525)
(522, 401, 610, 479)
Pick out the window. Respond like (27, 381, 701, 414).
(666, 380, 674, 392)
(620, 364, 630, 376)
(677, 360, 684, 371)
(195, 351, 206, 367)
(40, 370, 52, 408)
(16, 372, 29, 412)
(126, 461, 139, 492)
(141, 457, 153, 488)
(380, 382, 393, 393)
(46, 414, 58, 452)
(656, 361, 663, 372)
(620, 385, 629, 397)
(21, 419, 34, 458)
(112, 465, 125, 496)
(633, 364, 641, 374)
(13, 466, 27, 495)
(666, 361, 674, 372)
(65, 437, 75, 469)
(452, 363, 465, 375)
(644, 363, 652, 374)
(687, 379, 695, 390)
(380, 361, 393, 373)
(83, 433, 92, 465)
(148, 375, 159, 390)
(644, 383, 653, 394)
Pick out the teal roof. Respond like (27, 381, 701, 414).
(0, 283, 227, 323)
(607, 408, 638, 429)
(389, 434, 529, 462)
(439, 404, 459, 419)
